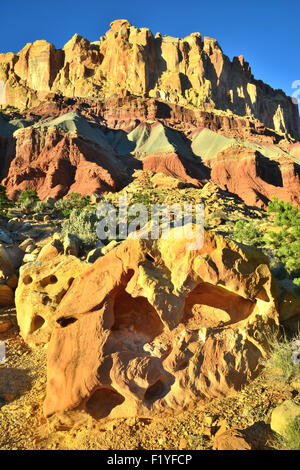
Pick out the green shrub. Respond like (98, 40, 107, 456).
(18, 189, 39, 204)
(233, 220, 262, 246)
(261, 331, 300, 384)
(18, 189, 39, 211)
(267, 197, 300, 228)
(54, 198, 73, 216)
(268, 257, 288, 280)
(265, 199, 300, 279)
(61, 209, 99, 246)
(0, 185, 12, 211)
(274, 417, 300, 451)
(54, 193, 92, 217)
(33, 201, 51, 212)
(69, 192, 91, 209)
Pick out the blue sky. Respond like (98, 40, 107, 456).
(1, 0, 299, 105)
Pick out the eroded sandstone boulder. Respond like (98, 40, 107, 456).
(15, 255, 88, 345)
(42, 228, 279, 421)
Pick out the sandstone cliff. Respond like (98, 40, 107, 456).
(0, 19, 299, 139)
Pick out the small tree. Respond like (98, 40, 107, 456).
(18, 189, 39, 212)
(0, 185, 11, 211)
(233, 220, 262, 246)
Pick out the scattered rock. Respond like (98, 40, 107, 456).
(270, 400, 300, 438)
(0, 285, 14, 307)
(6, 274, 18, 289)
(0, 229, 13, 244)
(63, 233, 79, 257)
(37, 239, 64, 262)
(23, 253, 38, 264)
(213, 428, 252, 450)
(0, 245, 16, 277)
(19, 238, 36, 252)
(7, 219, 23, 232)
(0, 319, 12, 333)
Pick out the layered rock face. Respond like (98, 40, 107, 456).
(1, 19, 299, 139)
(1, 112, 130, 200)
(40, 229, 279, 421)
(191, 128, 300, 207)
(1, 103, 299, 206)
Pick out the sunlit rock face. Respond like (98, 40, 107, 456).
(0, 19, 299, 139)
(16, 255, 88, 346)
(40, 228, 279, 422)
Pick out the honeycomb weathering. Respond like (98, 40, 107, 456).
(15, 255, 88, 345)
(41, 230, 279, 421)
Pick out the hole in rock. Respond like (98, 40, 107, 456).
(40, 275, 58, 288)
(145, 253, 155, 263)
(23, 275, 33, 285)
(183, 282, 256, 329)
(112, 289, 164, 350)
(30, 315, 45, 333)
(85, 388, 125, 420)
(144, 379, 166, 403)
(56, 290, 67, 304)
(56, 317, 78, 328)
(42, 295, 51, 305)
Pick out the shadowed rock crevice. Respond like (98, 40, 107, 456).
(183, 282, 256, 328)
(85, 388, 125, 419)
(30, 314, 45, 333)
(111, 289, 165, 348)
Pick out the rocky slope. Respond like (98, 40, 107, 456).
(0, 98, 299, 206)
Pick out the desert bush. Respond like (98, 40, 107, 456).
(264, 198, 300, 279)
(232, 199, 300, 283)
(54, 193, 91, 217)
(54, 198, 73, 216)
(18, 189, 39, 211)
(69, 192, 91, 209)
(268, 257, 288, 280)
(233, 219, 262, 246)
(210, 209, 227, 220)
(0, 185, 12, 212)
(273, 417, 300, 451)
(61, 209, 99, 246)
(267, 197, 299, 227)
(261, 331, 300, 384)
(32, 200, 51, 212)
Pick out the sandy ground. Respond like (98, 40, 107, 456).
(1, 306, 299, 451)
